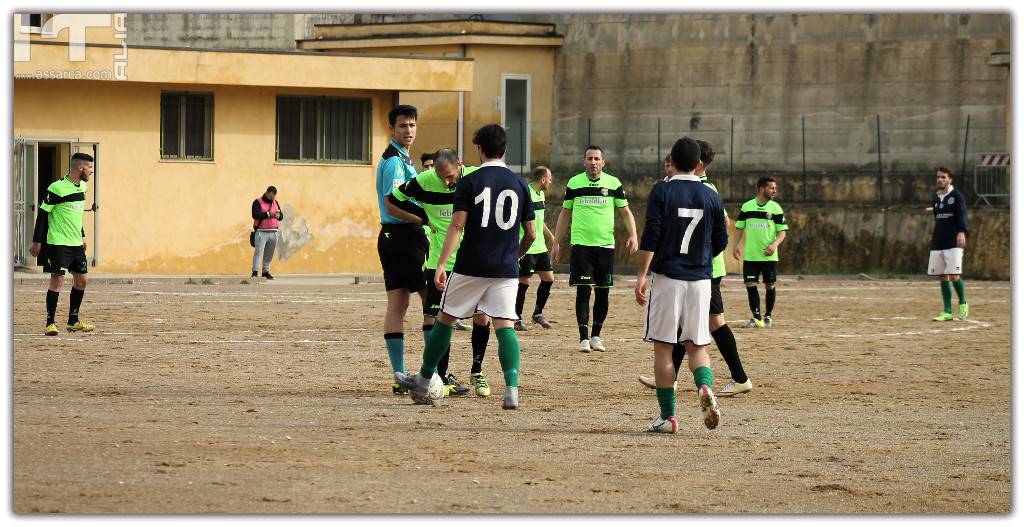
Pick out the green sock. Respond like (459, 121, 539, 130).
(495, 327, 521, 387)
(693, 366, 714, 390)
(940, 281, 953, 313)
(953, 279, 966, 304)
(656, 387, 676, 419)
(419, 321, 453, 378)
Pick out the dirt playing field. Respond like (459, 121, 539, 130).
(11, 274, 1011, 513)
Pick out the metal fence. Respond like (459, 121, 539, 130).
(414, 113, 1007, 205)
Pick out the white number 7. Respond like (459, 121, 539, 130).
(678, 208, 704, 254)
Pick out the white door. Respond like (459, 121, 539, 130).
(501, 74, 531, 175)
(13, 139, 37, 268)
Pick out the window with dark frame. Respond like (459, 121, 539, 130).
(276, 96, 371, 164)
(160, 92, 214, 160)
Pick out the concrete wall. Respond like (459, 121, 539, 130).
(517, 13, 1010, 202)
(126, 14, 474, 50)
(15, 79, 397, 274)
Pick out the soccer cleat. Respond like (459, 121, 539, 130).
(405, 373, 440, 406)
(514, 319, 529, 332)
(531, 314, 553, 329)
(454, 320, 471, 331)
(933, 312, 954, 322)
(392, 372, 410, 395)
(589, 336, 607, 352)
(502, 386, 519, 409)
(444, 374, 470, 396)
(958, 303, 970, 320)
(469, 373, 491, 397)
(746, 318, 765, 328)
(698, 385, 721, 430)
(648, 416, 678, 434)
(44, 323, 59, 336)
(66, 321, 95, 333)
(251, 271, 258, 278)
(577, 339, 592, 353)
(763, 315, 773, 328)
(262, 271, 274, 280)
(638, 375, 678, 391)
(717, 379, 753, 397)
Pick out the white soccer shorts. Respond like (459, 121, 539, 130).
(928, 248, 964, 276)
(439, 272, 518, 320)
(642, 273, 712, 346)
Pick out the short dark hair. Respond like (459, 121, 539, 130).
(670, 137, 701, 173)
(530, 165, 551, 181)
(584, 145, 604, 158)
(473, 124, 507, 159)
(696, 139, 715, 166)
(420, 152, 435, 164)
(388, 104, 418, 127)
(756, 176, 776, 190)
(937, 167, 954, 178)
(433, 148, 459, 169)
(266, 185, 278, 194)
(664, 153, 672, 164)
(71, 152, 94, 165)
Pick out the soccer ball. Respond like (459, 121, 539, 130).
(411, 372, 447, 405)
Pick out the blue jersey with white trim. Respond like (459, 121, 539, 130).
(931, 188, 967, 250)
(375, 140, 419, 224)
(640, 174, 728, 281)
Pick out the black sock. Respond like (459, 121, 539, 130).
(46, 290, 59, 325)
(437, 345, 451, 380)
(533, 280, 553, 317)
(765, 287, 776, 317)
(471, 322, 490, 374)
(746, 286, 761, 319)
(515, 283, 529, 320)
(671, 344, 685, 375)
(576, 286, 592, 340)
(68, 288, 84, 325)
(712, 325, 747, 383)
(591, 287, 609, 337)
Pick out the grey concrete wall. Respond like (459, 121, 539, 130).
(126, 13, 477, 50)
(517, 13, 1010, 203)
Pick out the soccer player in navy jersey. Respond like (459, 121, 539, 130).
(929, 167, 969, 321)
(635, 137, 728, 434)
(398, 124, 537, 410)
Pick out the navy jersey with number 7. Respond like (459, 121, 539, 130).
(452, 162, 536, 278)
(640, 174, 728, 281)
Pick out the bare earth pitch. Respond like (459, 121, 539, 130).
(11, 276, 1010, 513)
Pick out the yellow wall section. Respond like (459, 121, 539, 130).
(14, 79, 396, 274)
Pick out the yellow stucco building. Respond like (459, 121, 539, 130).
(297, 19, 562, 176)
(13, 14, 472, 274)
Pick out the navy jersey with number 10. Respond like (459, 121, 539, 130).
(640, 174, 728, 281)
(452, 163, 536, 278)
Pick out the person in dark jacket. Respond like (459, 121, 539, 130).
(252, 186, 282, 280)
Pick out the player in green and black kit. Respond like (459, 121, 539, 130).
(514, 165, 557, 331)
(30, 152, 95, 336)
(733, 176, 789, 328)
(552, 145, 638, 353)
(389, 149, 492, 398)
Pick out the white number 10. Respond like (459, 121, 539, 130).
(474, 187, 519, 230)
(677, 208, 704, 254)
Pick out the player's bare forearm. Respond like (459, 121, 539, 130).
(520, 220, 538, 259)
(634, 250, 655, 306)
(618, 206, 639, 253)
(384, 199, 423, 225)
(774, 230, 787, 246)
(542, 223, 555, 248)
(552, 208, 572, 262)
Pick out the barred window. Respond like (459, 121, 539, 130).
(276, 96, 370, 164)
(160, 92, 214, 160)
